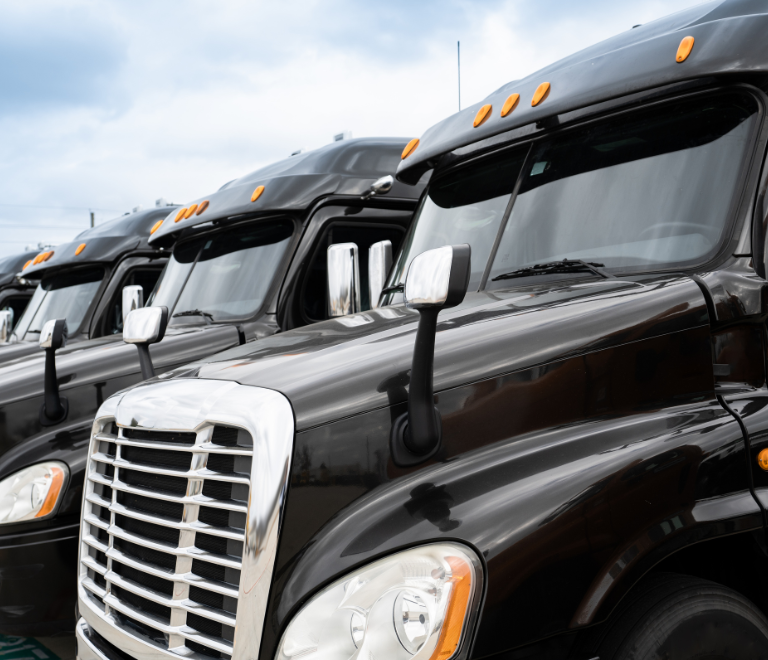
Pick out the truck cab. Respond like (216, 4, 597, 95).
(0, 249, 41, 336)
(0, 137, 424, 638)
(2, 207, 174, 362)
(76, 3, 768, 660)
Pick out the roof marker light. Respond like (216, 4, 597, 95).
(532, 82, 551, 107)
(150, 220, 163, 235)
(174, 208, 187, 223)
(184, 204, 199, 219)
(759, 448, 768, 471)
(22, 260, 32, 270)
(251, 185, 265, 202)
(473, 104, 492, 128)
(43, 251, 54, 261)
(75, 243, 86, 256)
(501, 93, 520, 117)
(402, 138, 419, 160)
(676, 36, 694, 62)
(196, 200, 209, 215)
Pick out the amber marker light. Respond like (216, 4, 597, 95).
(196, 200, 209, 215)
(174, 208, 187, 223)
(429, 555, 474, 660)
(402, 138, 419, 160)
(34, 465, 66, 519)
(532, 82, 551, 107)
(43, 251, 54, 261)
(150, 220, 163, 235)
(22, 260, 32, 270)
(251, 185, 265, 202)
(501, 93, 520, 117)
(473, 104, 492, 128)
(184, 204, 199, 219)
(758, 448, 768, 471)
(75, 243, 86, 256)
(676, 36, 695, 62)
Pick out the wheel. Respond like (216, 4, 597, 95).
(584, 573, 768, 659)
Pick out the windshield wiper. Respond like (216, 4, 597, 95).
(492, 259, 616, 281)
(172, 309, 214, 323)
(380, 284, 404, 294)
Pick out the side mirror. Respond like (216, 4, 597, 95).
(368, 240, 393, 310)
(327, 243, 361, 317)
(361, 175, 394, 200)
(39, 318, 69, 425)
(124, 306, 169, 380)
(122, 285, 144, 325)
(0, 310, 13, 343)
(390, 245, 471, 466)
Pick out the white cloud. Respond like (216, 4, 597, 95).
(0, 0, 707, 257)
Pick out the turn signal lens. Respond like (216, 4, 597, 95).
(500, 93, 520, 117)
(150, 220, 163, 235)
(75, 243, 86, 256)
(196, 200, 209, 215)
(758, 448, 768, 471)
(402, 138, 419, 159)
(174, 208, 187, 223)
(676, 36, 694, 62)
(473, 104, 492, 128)
(184, 204, 199, 219)
(532, 82, 550, 107)
(22, 260, 32, 270)
(251, 185, 265, 202)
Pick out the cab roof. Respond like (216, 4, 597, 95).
(397, 0, 768, 184)
(149, 137, 424, 246)
(21, 206, 177, 279)
(0, 250, 41, 287)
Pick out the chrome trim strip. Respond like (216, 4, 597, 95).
(78, 379, 295, 660)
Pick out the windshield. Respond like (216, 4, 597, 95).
(147, 219, 295, 321)
(386, 91, 758, 295)
(14, 267, 104, 340)
(389, 149, 527, 290)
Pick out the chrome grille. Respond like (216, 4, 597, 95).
(81, 419, 254, 659)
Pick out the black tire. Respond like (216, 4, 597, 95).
(585, 573, 768, 659)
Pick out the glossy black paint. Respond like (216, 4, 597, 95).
(396, 0, 768, 184)
(0, 250, 39, 325)
(0, 144, 426, 635)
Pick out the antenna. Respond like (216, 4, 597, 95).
(457, 41, 461, 111)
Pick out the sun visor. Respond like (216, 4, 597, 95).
(397, 8, 768, 184)
(20, 236, 141, 279)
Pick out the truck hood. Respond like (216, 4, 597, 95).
(161, 274, 710, 431)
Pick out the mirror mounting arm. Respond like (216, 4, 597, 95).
(39, 319, 69, 426)
(123, 306, 169, 381)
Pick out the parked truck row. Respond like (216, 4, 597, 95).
(0, 2, 767, 659)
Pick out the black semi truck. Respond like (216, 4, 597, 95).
(0, 249, 41, 338)
(0, 207, 175, 363)
(0, 137, 424, 636)
(75, 3, 768, 660)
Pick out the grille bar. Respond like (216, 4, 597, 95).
(82, 418, 252, 660)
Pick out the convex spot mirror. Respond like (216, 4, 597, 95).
(404, 244, 471, 310)
(391, 244, 471, 467)
(0, 310, 12, 344)
(122, 285, 144, 325)
(123, 306, 169, 381)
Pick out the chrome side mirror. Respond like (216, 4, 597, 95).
(361, 175, 394, 200)
(122, 284, 144, 325)
(368, 240, 392, 310)
(124, 306, 169, 380)
(327, 243, 361, 317)
(391, 245, 471, 466)
(39, 318, 69, 425)
(0, 310, 12, 343)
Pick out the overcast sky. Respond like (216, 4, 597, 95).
(0, 0, 708, 258)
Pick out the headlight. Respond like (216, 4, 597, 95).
(276, 543, 481, 660)
(0, 461, 68, 524)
